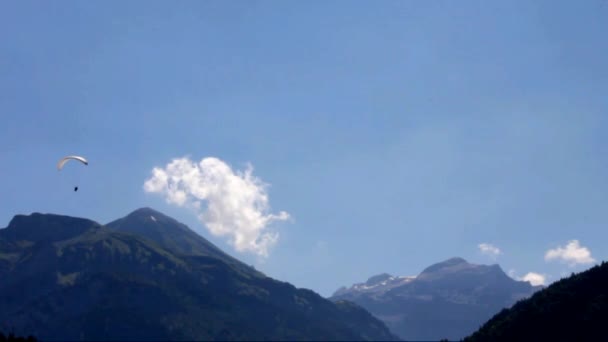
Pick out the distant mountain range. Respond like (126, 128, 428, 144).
(330, 257, 542, 341)
(465, 260, 608, 341)
(0, 208, 398, 341)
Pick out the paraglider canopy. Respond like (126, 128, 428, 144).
(57, 155, 88, 170)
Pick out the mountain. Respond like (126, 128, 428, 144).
(105, 207, 224, 258)
(330, 257, 541, 341)
(465, 261, 608, 341)
(105, 207, 258, 276)
(0, 209, 399, 341)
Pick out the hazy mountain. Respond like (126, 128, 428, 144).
(331, 257, 541, 341)
(465, 261, 608, 342)
(0, 210, 398, 341)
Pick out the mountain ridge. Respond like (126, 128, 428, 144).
(0, 209, 399, 341)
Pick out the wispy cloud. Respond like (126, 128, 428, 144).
(478, 243, 501, 258)
(545, 240, 595, 267)
(519, 272, 546, 286)
(144, 157, 290, 257)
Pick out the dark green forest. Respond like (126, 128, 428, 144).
(0, 332, 36, 342)
(465, 261, 608, 341)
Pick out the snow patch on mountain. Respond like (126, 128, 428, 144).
(336, 273, 417, 296)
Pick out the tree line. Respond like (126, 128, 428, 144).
(0, 332, 37, 342)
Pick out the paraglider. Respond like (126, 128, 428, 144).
(57, 155, 88, 170)
(57, 155, 88, 192)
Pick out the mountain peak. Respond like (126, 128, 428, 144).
(419, 257, 472, 276)
(127, 207, 167, 218)
(1, 212, 100, 242)
(130, 206, 156, 213)
(106, 208, 242, 267)
(446, 257, 468, 264)
(119, 207, 193, 232)
(417, 257, 515, 285)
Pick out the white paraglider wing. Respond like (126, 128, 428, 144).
(57, 155, 88, 170)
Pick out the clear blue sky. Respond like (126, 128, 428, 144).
(1, 1, 607, 296)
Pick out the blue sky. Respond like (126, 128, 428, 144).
(1, 1, 607, 296)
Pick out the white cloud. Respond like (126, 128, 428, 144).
(544, 240, 595, 267)
(519, 272, 546, 286)
(144, 157, 290, 257)
(478, 243, 501, 258)
(509, 269, 547, 286)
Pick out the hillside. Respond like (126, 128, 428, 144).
(0, 209, 399, 341)
(465, 261, 608, 341)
